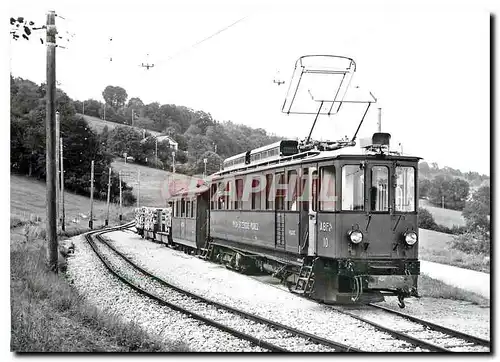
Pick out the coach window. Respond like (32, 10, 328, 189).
(287, 170, 298, 211)
(186, 200, 191, 218)
(371, 166, 389, 212)
(395, 166, 415, 212)
(251, 177, 262, 210)
(191, 199, 196, 218)
(342, 165, 364, 211)
(175, 200, 179, 217)
(265, 174, 274, 210)
(211, 184, 217, 210)
(319, 166, 336, 211)
(181, 199, 186, 217)
(235, 179, 243, 209)
(225, 181, 231, 210)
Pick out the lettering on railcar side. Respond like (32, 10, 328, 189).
(319, 221, 333, 232)
(232, 220, 260, 231)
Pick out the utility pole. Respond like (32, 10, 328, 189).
(442, 196, 445, 209)
(203, 158, 207, 178)
(82, 101, 85, 115)
(119, 170, 123, 221)
(172, 151, 176, 173)
(55, 110, 60, 230)
(137, 169, 141, 207)
(377, 108, 382, 132)
(45, 10, 58, 272)
(103, 104, 106, 120)
(105, 167, 111, 226)
(90, 160, 94, 229)
(155, 137, 158, 168)
(60, 137, 65, 231)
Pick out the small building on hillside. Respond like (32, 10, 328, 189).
(141, 134, 179, 150)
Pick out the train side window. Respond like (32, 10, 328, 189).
(225, 180, 232, 210)
(235, 179, 243, 209)
(287, 170, 298, 211)
(251, 177, 262, 210)
(181, 199, 186, 217)
(191, 199, 196, 218)
(395, 166, 415, 212)
(175, 200, 179, 217)
(186, 200, 191, 219)
(275, 173, 285, 211)
(371, 166, 389, 212)
(217, 182, 225, 210)
(319, 166, 336, 211)
(342, 165, 365, 211)
(210, 184, 217, 210)
(265, 174, 274, 210)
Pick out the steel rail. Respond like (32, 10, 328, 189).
(85, 228, 287, 352)
(94, 230, 361, 352)
(368, 303, 490, 348)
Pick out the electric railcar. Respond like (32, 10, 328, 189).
(135, 54, 420, 307)
(136, 134, 420, 308)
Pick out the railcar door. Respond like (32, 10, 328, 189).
(298, 168, 309, 254)
(307, 167, 318, 256)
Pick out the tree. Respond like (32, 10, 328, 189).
(462, 185, 490, 234)
(418, 178, 432, 199)
(418, 207, 438, 230)
(428, 175, 469, 210)
(102, 85, 128, 109)
(195, 151, 222, 175)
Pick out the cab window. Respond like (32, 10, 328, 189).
(342, 165, 364, 211)
(395, 166, 415, 212)
(370, 166, 389, 212)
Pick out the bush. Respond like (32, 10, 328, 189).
(450, 231, 490, 255)
(418, 207, 437, 229)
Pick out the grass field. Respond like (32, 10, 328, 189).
(111, 159, 199, 207)
(419, 199, 466, 228)
(419, 228, 489, 273)
(79, 114, 162, 136)
(10, 174, 135, 241)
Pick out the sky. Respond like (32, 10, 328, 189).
(6, 0, 492, 175)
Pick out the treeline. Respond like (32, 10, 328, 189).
(419, 161, 489, 188)
(10, 76, 282, 198)
(10, 76, 136, 204)
(74, 85, 282, 175)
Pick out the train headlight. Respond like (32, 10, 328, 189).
(348, 230, 363, 244)
(404, 231, 418, 246)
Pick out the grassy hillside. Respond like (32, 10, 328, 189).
(419, 228, 489, 273)
(10, 174, 134, 239)
(79, 114, 162, 136)
(111, 159, 199, 208)
(419, 199, 466, 227)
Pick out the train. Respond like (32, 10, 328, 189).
(133, 55, 421, 308)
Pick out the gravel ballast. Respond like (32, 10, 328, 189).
(66, 234, 267, 352)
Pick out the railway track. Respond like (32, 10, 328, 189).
(329, 304, 490, 352)
(85, 225, 360, 352)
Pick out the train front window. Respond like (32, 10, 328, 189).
(342, 165, 364, 211)
(395, 166, 415, 212)
(370, 166, 389, 212)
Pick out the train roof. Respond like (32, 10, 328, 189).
(212, 147, 421, 179)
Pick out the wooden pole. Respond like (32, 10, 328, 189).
(137, 169, 141, 207)
(60, 137, 65, 231)
(90, 160, 94, 229)
(119, 170, 123, 221)
(106, 167, 111, 226)
(45, 10, 58, 272)
(56, 110, 60, 230)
